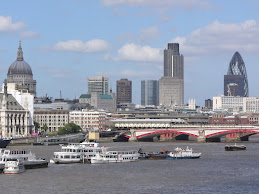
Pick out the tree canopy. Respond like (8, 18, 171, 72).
(58, 123, 82, 135)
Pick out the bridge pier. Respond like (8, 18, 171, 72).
(129, 129, 137, 142)
(197, 129, 206, 143)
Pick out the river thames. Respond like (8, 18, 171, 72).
(1, 140, 259, 194)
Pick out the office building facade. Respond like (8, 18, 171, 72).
(159, 43, 184, 106)
(88, 76, 109, 94)
(141, 80, 159, 106)
(116, 79, 132, 104)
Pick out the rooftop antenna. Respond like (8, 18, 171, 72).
(60, 90, 62, 99)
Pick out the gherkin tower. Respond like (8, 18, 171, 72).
(224, 52, 249, 97)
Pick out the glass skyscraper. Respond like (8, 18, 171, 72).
(141, 80, 159, 106)
(224, 52, 249, 97)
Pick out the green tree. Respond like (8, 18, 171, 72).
(58, 123, 82, 135)
(42, 124, 48, 133)
(34, 121, 40, 132)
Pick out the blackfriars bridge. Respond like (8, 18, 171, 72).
(112, 119, 259, 142)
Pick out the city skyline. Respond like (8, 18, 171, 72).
(1, 1, 259, 106)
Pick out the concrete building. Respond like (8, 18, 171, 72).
(213, 96, 243, 112)
(243, 97, 259, 113)
(69, 109, 106, 132)
(34, 101, 72, 110)
(159, 77, 183, 106)
(213, 96, 259, 113)
(0, 82, 30, 138)
(7, 41, 37, 96)
(159, 43, 184, 106)
(34, 110, 70, 132)
(205, 99, 213, 109)
(88, 76, 109, 95)
(116, 79, 132, 105)
(141, 80, 159, 106)
(79, 93, 116, 111)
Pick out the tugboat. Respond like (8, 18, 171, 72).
(166, 147, 201, 159)
(225, 143, 246, 151)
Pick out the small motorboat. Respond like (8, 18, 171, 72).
(166, 147, 201, 159)
(3, 159, 25, 174)
(225, 143, 246, 151)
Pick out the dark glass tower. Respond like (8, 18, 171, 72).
(224, 52, 248, 97)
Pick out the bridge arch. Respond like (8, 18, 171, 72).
(205, 129, 259, 139)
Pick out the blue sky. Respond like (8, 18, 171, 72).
(1, 0, 259, 106)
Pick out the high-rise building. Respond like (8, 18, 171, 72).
(88, 76, 108, 94)
(159, 43, 184, 106)
(141, 80, 159, 106)
(224, 52, 248, 97)
(7, 41, 37, 96)
(116, 79, 132, 104)
(205, 99, 213, 109)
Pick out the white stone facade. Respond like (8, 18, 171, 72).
(34, 110, 70, 132)
(69, 110, 106, 132)
(243, 97, 259, 113)
(213, 96, 243, 112)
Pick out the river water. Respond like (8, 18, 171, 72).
(1, 139, 259, 194)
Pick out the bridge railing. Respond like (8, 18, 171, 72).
(114, 123, 258, 129)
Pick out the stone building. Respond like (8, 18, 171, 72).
(0, 82, 30, 138)
(69, 109, 106, 132)
(7, 41, 37, 96)
(34, 110, 70, 132)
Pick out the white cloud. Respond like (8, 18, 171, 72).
(113, 43, 162, 62)
(0, 16, 26, 32)
(53, 39, 111, 53)
(101, 0, 215, 10)
(172, 20, 259, 56)
(21, 31, 40, 39)
(139, 26, 160, 43)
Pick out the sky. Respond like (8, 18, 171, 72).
(1, 0, 259, 106)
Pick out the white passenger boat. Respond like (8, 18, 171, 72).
(0, 149, 48, 169)
(3, 159, 25, 174)
(90, 150, 139, 164)
(50, 142, 102, 164)
(166, 147, 201, 159)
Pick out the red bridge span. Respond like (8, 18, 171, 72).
(114, 126, 259, 142)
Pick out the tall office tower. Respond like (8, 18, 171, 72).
(116, 78, 132, 104)
(7, 41, 37, 96)
(159, 43, 184, 106)
(141, 80, 159, 106)
(205, 99, 213, 109)
(224, 52, 248, 97)
(88, 76, 109, 94)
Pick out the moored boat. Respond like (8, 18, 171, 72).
(90, 149, 139, 164)
(225, 143, 246, 151)
(50, 142, 102, 164)
(166, 147, 201, 159)
(0, 138, 12, 148)
(0, 149, 48, 169)
(3, 159, 25, 174)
